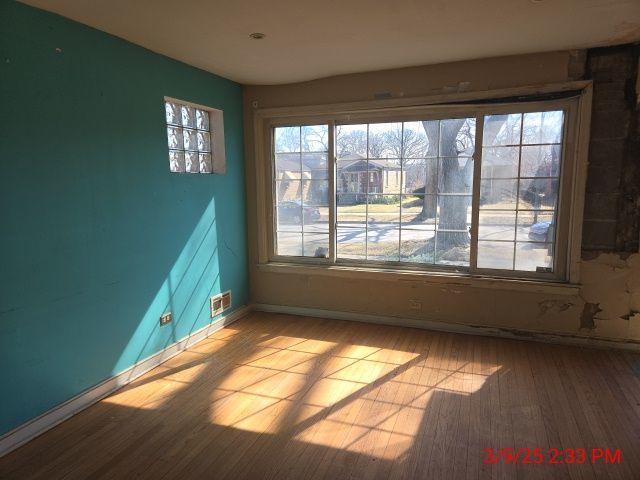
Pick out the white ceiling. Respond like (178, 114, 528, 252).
(22, 0, 640, 85)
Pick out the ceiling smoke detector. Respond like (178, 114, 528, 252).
(249, 32, 265, 40)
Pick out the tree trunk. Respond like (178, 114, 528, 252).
(421, 121, 439, 219)
(421, 119, 470, 249)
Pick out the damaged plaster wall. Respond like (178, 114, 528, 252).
(580, 253, 640, 340)
(578, 44, 640, 341)
(244, 46, 640, 344)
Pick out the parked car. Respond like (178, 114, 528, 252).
(277, 200, 321, 224)
(528, 220, 554, 242)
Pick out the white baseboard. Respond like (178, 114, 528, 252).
(0, 305, 252, 458)
(253, 303, 640, 352)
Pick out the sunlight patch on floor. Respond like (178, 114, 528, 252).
(202, 337, 500, 460)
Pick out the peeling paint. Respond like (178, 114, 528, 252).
(580, 303, 601, 330)
(538, 299, 573, 316)
(580, 252, 640, 337)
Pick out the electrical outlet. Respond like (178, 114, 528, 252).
(159, 312, 172, 326)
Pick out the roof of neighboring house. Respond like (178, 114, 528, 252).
(276, 151, 403, 174)
(338, 155, 401, 172)
(275, 152, 327, 173)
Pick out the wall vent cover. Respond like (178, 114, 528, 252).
(210, 290, 231, 318)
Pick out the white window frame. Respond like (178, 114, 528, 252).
(164, 96, 226, 174)
(253, 81, 592, 285)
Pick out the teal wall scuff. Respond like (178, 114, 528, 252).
(0, 0, 248, 435)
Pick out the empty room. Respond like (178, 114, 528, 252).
(2, 0, 640, 478)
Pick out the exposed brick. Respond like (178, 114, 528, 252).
(585, 164, 622, 194)
(582, 220, 618, 251)
(588, 139, 625, 167)
(583, 44, 639, 255)
(590, 109, 631, 141)
(592, 81, 629, 111)
(583, 193, 620, 221)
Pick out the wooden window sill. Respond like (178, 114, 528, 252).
(257, 262, 581, 295)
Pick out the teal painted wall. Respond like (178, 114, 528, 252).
(0, 1, 248, 435)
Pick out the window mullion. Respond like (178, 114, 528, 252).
(328, 121, 336, 263)
(469, 114, 484, 272)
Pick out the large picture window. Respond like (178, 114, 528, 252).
(268, 96, 581, 281)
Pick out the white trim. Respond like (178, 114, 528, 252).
(253, 303, 640, 352)
(0, 305, 252, 458)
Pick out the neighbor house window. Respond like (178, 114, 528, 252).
(268, 97, 580, 281)
(164, 97, 226, 174)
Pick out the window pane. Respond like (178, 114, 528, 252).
(167, 126, 183, 149)
(400, 229, 435, 264)
(483, 113, 521, 146)
(199, 153, 212, 174)
(402, 158, 437, 194)
(303, 233, 329, 258)
(165, 102, 181, 126)
(275, 126, 300, 153)
(402, 122, 430, 158)
(302, 180, 328, 206)
(518, 178, 558, 210)
(302, 180, 328, 232)
(515, 242, 553, 271)
(337, 227, 366, 260)
(277, 232, 302, 256)
(438, 157, 473, 194)
(337, 195, 366, 226)
(435, 192, 470, 267)
(302, 125, 328, 152)
(196, 109, 209, 130)
(435, 231, 469, 266)
(183, 128, 197, 151)
(477, 110, 564, 274)
(302, 153, 328, 180)
(480, 179, 518, 209)
(436, 195, 471, 232)
(520, 145, 560, 177)
(478, 210, 516, 241)
(367, 195, 400, 228)
(477, 241, 514, 270)
(197, 131, 211, 152)
(185, 152, 198, 173)
(481, 146, 519, 178)
(516, 211, 555, 242)
(440, 118, 475, 156)
(336, 124, 367, 159)
(169, 150, 185, 173)
(276, 180, 302, 232)
(522, 110, 563, 144)
(401, 195, 436, 229)
(181, 105, 196, 128)
(367, 227, 400, 261)
(337, 159, 366, 194)
(368, 122, 402, 159)
(373, 159, 402, 194)
(275, 153, 301, 180)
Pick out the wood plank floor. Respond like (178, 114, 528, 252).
(1, 312, 639, 479)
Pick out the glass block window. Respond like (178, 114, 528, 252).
(165, 100, 213, 174)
